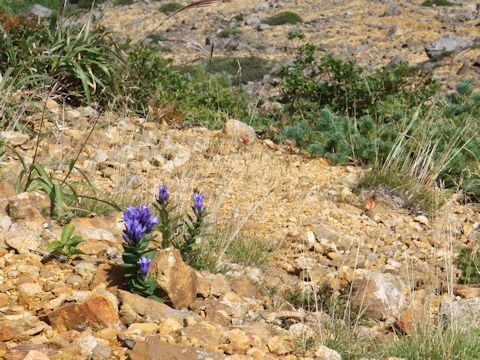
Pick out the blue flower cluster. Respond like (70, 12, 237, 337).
(122, 205, 158, 245)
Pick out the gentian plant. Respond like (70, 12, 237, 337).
(153, 184, 179, 249)
(181, 191, 207, 263)
(121, 205, 159, 299)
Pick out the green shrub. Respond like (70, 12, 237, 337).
(263, 11, 302, 26)
(218, 27, 242, 38)
(160, 2, 183, 14)
(275, 44, 439, 118)
(122, 46, 249, 128)
(272, 44, 480, 201)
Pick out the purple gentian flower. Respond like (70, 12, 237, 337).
(122, 205, 158, 244)
(193, 192, 204, 217)
(158, 184, 169, 204)
(138, 256, 151, 277)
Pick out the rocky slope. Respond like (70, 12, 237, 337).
(1, 101, 480, 359)
(101, 0, 480, 87)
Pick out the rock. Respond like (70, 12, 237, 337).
(414, 215, 429, 226)
(90, 263, 127, 292)
(4, 228, 42, 254)
(7, 191, 50, 219)
(0, 215, 13, 232)
(425, 35, 474, 59)
(210, 273, 231, 297)
(230, 277, 261, 300)
(351, 272, 406, 321)
(181, 321, 224, 349)
(267, 334, 294, 356)
(117, 289, 200, 323)
(47, 295, 122, 331)
(224, 119, 257, 144)
(125, 323, 159, 336)
(452, 284, 480, 299)
(0, 316, 48, 342)
(0, 293, 8, 307)
(0, 131, 29, 146)
(149, 247, 198, 309)
(315, 344, 341, 360)
(383, 3, 401, 17)
(17, 283, 43, 298)
(23, 4, 53, 18)
(288, 323, 314, 339)
(4, 344, 59, 360)
(313, 223, 339, 241)
(439, 297, 480, 331)
(158, 317, 183, 336)
(69, 215, 118, 242)
(0, 182, 16, 200)
(130, 336, 225, 360)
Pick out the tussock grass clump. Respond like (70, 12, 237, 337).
(355, 171, 446, 214)
(218, 27, 242, 38)
(160, 2, 183, 14)
(263, 11, 302, 26)
(226, 237, 275, 267)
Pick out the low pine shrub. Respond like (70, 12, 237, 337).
(272, 43, 480, 202)
(160, 2, 183, 14)
(263, 11, 302, 26)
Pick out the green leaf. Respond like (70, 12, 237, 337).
(47, 240, 64, 251)
(61, 224, 75, 242)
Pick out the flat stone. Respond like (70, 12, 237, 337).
(130, 337, 225, 360)
(117, 290, 200, 323)
(47, 295, 122, 331)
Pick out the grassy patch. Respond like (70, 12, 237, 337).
(456, 248, 480, 284)
(233, 14, 243, 21)
(218, 27, 242, 38)
(160, 2, 183, 14)
(384, 327, 480, 360)
(422, 0, 455, 6)
(226, 237, 275, 267)
(186, 57, 272, 83)
(355, 171, 446, 214)
(263, 11, 302, 26)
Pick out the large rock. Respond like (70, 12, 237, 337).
(351, 272, 406, 321)
(47, 295, 122, 331)
(7, 191, 50, 219)
(224, 119, 257, 144)
(130, 337, 225, 360)
(149, 247, 198, 309)
(425, 35, 474, 59)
